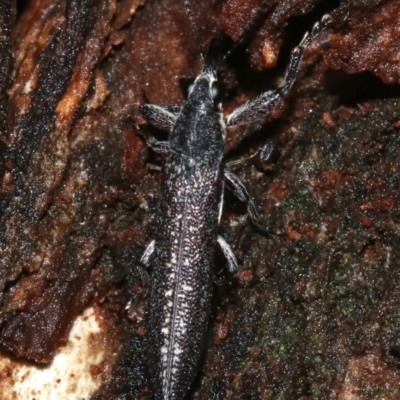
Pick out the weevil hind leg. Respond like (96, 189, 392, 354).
(137, 240, 156, 296)
(141, 240, 155, 267)
(225, 14, 331, 127)
(217, 235, 238, 274)
(216, 236, 254, 287)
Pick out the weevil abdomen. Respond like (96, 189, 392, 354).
(148, 153, 224, 400)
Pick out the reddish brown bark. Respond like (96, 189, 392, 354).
(0, 1, 400, 399)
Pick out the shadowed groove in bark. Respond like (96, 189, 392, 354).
(9, 0, 96, 176)
(0, 1, 15, 135)
(0, 0, 121, 363)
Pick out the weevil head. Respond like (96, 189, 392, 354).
(170, 67, 225, 161)
(188, 66, 219, 105)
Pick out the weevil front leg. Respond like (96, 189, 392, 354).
(225, 14, 331, 127)
(139, 104, 181, 153)
(140, 104, 181, 131)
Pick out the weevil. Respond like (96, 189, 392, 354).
(139, 2, 330, 399)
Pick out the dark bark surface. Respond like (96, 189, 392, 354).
(0, 0, 400, 399)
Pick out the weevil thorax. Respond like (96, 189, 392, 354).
(169, 68, 225, 161)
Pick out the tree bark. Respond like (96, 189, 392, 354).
(0, 0, 399, 399)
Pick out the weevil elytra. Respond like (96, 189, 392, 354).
(139, 2, 330, 399)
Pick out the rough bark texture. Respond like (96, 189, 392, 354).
(0, 0, 400, 399)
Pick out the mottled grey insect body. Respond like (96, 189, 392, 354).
(139, 11, 330, 400)
(145, 70, 226, 400)
(149, 158, 223, 400)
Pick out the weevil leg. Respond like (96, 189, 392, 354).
(138, 240, 155, 292)
(217, 235, 238, 273)
(142, 133, 170, 154)
(138, 268, 151, 294)
(164, 105, 182, 114)
(225, 151, 258, 170)
(137, 125, 170, 154)
(140, 104, 181, 131)
(224, 170, 260, 225)
(225, 14, 331, 127)
(139, 104, 178, 153)
(224, 170, 285, 235)
(141, 240, 155, 267)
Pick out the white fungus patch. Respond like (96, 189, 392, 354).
(0, 306, 112, 400)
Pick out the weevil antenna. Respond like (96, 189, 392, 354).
(183, 0, 205, 63)
(221, 0, 275, 63)
(203, 37, 229, 74)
